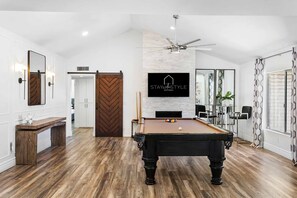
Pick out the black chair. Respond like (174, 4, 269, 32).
(229, 106, 252, 137)
(195, 105, 216, 123)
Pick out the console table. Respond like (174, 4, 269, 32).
(15, 117, 66, 165)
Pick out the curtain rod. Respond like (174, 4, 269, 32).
(67, 71, 98, 74)
(262, 49, 292, 60)
(67, 71, 123, 75)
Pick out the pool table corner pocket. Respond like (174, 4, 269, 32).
(224, 132, 234, 149)
(134, 134, 145, 150)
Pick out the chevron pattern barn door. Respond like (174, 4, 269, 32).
(96, 72, 123, 137)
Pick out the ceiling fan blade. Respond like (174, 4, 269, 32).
(191, 48, 212, 51)
(187, 44, 216, 48)
(144, 49, 166, 53)
(166, 38, 176, 47)
(181, 39, 201, 46)
(136, 47, 165, 48)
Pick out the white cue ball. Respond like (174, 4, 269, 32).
(178, 127, 182, 131)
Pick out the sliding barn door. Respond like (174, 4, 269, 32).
(96, 72, 123, 137)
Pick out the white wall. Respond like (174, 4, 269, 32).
(66, 32, 240, 136)
(238, 50, 293, 159)
(67, 29, 143, 137)
(195, 52, 240, 109)
(0, 26, 67, 172)
(238, 61, 255, 142)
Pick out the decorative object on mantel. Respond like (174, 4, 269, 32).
(26, 113, 33, 125)
(19, 113, 34, 124)
(15, 117, 66, 165)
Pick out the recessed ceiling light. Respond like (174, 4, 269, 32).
(82, 31, 89, 37)
(170, 26, 175, 30)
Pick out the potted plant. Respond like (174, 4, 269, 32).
(216, 91, 235, 106)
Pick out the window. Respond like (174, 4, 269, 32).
(267, 69, 292, 133)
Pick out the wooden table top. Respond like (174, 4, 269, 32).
(137, 118, 227, 135)
(16, 117, 66, 130)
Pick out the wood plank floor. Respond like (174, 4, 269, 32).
(0, 128, 297, 198)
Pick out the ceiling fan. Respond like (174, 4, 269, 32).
(161, 15, 215, 53)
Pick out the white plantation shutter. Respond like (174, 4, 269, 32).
(267, 70, 292, 133)
(267, 72, 285, 132)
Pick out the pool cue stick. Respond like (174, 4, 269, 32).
(139, 92, 143, 123)
(136, 92, 139, 121)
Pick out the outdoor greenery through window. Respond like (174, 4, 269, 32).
(267, 69, 292, 133)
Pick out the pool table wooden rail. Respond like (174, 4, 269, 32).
(135, 118, 233, 150)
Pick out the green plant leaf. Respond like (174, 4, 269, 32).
(221, 91, 234, 101)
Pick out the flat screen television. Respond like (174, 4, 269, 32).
(148, 73, 189, 97)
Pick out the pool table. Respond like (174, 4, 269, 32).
(134, 118, 233, 185)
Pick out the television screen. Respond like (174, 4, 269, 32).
(148, 73, 189, 97)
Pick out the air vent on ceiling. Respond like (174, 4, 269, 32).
(77, 66, 89, 71)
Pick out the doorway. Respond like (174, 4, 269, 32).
(68, 74, 96, 136)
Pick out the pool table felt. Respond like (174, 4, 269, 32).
(138, 119, 227, 135)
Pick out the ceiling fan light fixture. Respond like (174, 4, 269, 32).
(170, 47, 180, 54)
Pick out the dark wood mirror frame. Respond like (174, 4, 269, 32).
(28, 50, 46, 106)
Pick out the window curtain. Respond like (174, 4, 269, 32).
(217, 70, 224, 106)
(251, 58, 265, 148)
(208, 73, 214, 105)
(291, 47, 297, 165)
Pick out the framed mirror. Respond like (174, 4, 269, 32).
(28, 50, 46, 105)
(195, 69, 235, 127)
(195, 69, 215, 112)
(215, 69, 235, 107)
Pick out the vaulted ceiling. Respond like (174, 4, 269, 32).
(0, 0, 297, 64)
(1, 0, 297, 15)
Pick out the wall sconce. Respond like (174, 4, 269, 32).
(16, 63, 26, 100)
(48, 73, 55, 99)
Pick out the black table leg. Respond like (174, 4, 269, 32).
(208, 141, 226, 185)
(208, 159, 224, 185)
(142, 138, 158, 185)
(142, 156, 158, 185)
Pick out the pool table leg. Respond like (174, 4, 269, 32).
(142, 139, 158, 185)
(142, 156, 158, 185)
(208, 141, 226, 185)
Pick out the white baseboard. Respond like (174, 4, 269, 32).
(0, 157, 15, 173)
(238, 134, 253, 142)
(264, 142, 291, 159)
